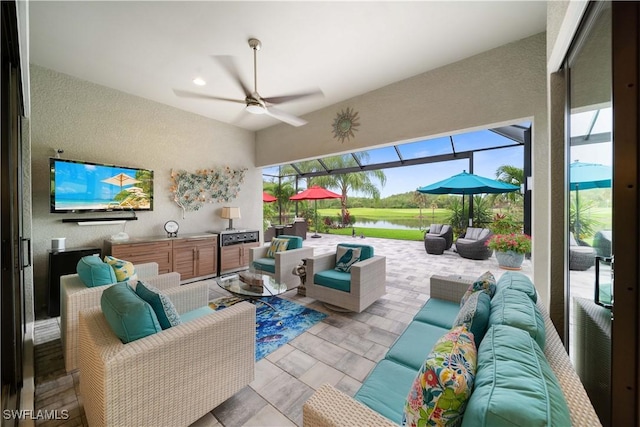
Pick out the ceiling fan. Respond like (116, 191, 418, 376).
(174, 38, 323, 127)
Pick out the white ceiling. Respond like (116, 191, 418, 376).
(29, 1, 547, 131)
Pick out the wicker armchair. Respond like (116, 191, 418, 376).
(250, 235, 314, 289)
(424, 224, 453, 255)
(60, 262, 180, 372)
(570, 232, 596, 271)
(455, 227, 494, 260)
(78, 282, 256, 427)
(306, 244, 386, 313)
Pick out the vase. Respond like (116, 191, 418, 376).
(495, 250, 524, 270)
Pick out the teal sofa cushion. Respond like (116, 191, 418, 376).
(496, 271, 537, 302)
(100, 282, 161, 343)
(314, 269, 351, 292)
(453, 291, 491, 347)
(461, 325, 571, 427)
(279, 234, 303, 250)
(335, 243, 374, 261)
(489, 288, 546, 349)
(180, 306, 215, 323)
(354, 359, 417, 424)
(253, 258, 276, 273)
(76, 255, 117, 288)
(135, 281, 181, 330)
(385, 321, 449, 371)
(412, 298, 460, 329)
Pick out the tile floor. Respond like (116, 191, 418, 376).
(34, 233, 536, 426)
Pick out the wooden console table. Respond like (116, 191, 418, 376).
(104, 233, 218, 282)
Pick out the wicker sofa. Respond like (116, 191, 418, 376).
(60, 261, 180, 372)
(78, 281, 256, 427)
(303, 273, 600, 426)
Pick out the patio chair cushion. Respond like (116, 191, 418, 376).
(335, 243, 374, 261)
(489, 288, 545, 349)
(402, 325, 477, 427)
(464, 227, 490, 241)
(76, 255, 117, 288)
(179, 306, 216, 323)
(335, 245, 361, 272)
(278, 234, 303, 250)
(104, 255, 137, 282)
(496, 271, 537, 302)
(100, 282, 161, 344)
(453, 291, 491, 347)
(314, 269, 351, 292)
(429, 224, 444, 234)
(252, 258, 276, 274)
(135, 281, 181, 330)
(413, 298, 460, 329)
(267, 237, 290, 258)
(460, 271, 496, 306)
(462, 325, 570, 427)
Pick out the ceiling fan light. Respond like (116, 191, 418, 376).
(192, 77, 206, 86)
(246, 103, 265, 115)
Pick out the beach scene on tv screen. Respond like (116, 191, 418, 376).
(52, 161, 153, 211)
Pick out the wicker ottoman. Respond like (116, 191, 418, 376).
(424, 235, 447, 255)
(570, 246, 596, 271)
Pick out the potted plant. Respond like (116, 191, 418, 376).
(486, 233, 532, 270)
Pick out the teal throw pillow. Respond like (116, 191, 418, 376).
(76, 255, 117, 288)
(135, 281, 182, 330)
(460, 271, 496, 307)
(100, 282, 161, 343)
(335, 245, 361, 273)
(453, 291, 491, 347)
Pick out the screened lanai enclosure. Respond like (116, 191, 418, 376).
(262, 123, 532, 234)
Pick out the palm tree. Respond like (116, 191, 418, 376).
(493, 165, 524, 208)
(314, 154, 386, 224)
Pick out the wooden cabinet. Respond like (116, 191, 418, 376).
(106, 240, 173, 274)
(104, 233, 218, 282)
(219, 241, 259, 275)
(172, 236, 217, 281)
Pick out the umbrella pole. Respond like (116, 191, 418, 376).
(575, 185, 580, 238)
(311, 199, 321, 238)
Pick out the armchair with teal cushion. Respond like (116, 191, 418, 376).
(250, 235, 314, 289)
(306, 243, 386, 313)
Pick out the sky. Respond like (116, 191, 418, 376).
(264, 107, 612, 199)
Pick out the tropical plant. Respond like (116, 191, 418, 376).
(486, 233, 532, 254)
(471, 194, 493, 228)
(569, 198, 600, 239)
(314, 154, 387, 224)
(447, 198, 467, 237)
(489, 213, 521, 234)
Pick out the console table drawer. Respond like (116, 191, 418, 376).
(107, 241, 173, 274)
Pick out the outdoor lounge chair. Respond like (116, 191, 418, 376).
(455, 227, 494, 260)
(250, 234, 314, 289)
(570, 232, 596, 271)
(306, 243, 386, 313)
(424, 224, 453, 255)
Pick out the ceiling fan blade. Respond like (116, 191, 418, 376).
(172, 89, 245, 104)
(212, 55, 252, 97)
(262, 88, 324, 105)
(263, 105, 308, 127)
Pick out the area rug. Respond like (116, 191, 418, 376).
(209, 296, 327, 361)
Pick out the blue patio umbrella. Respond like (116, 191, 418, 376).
(570, 161, 612, 236)
(417, 170, 520, 227)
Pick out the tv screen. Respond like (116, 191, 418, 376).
(50, 158, 154, 213)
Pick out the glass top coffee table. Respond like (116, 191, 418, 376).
(216, 269, 288, 311)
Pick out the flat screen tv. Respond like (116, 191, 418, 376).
(50, 158, 154, 213)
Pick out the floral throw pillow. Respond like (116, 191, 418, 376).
(103, 255, 137, 283)
(335, 245, 362, 273)
(266, 238, 290, 258)
(460, 271, 496, 307)
(402, 325, 477, 427)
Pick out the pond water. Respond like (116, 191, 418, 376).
(351, 218, 426, 230)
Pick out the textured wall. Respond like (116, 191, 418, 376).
(30, 65, 258, 315)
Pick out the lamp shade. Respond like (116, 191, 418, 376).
(220, 207, 241, 219)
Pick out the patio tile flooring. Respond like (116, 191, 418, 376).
(33, 232, 542, 426)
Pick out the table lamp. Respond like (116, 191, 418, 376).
(220, 207, 241, 230)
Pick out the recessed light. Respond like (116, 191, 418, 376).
(192, 77, 206, 86)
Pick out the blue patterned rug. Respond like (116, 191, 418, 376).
(209, 296, 327, 360)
